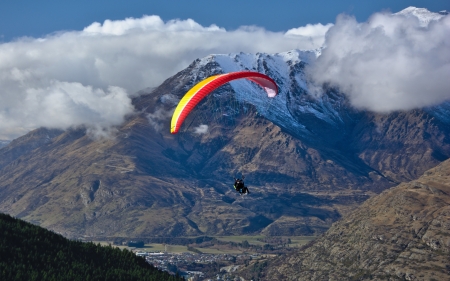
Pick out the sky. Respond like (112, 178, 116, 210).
(0, 0, 448, 140)
(0, 0, 448, 40)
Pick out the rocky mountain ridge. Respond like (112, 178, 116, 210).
(260, 157, 450, 281)
(0, 140, 10, 149)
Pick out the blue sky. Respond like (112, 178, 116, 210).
(0, 0, 448, 40)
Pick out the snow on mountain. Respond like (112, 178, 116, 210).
(394, 6, 447, 26)
(190, 49, 352, 140)
(194, 51, 298, 135)
(189, 45, 450, 144)
(213, 51, 306, 133)
(426, 101, 450, 124)
(183, 5, 449, 140)
(183, 7, 448, 138)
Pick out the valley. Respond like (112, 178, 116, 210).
(93, 235, 317, 280)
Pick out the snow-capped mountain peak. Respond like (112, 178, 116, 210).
(185, 46, 450, 144)
(187, 50, 357, 141)
(394, 6, 447, 26)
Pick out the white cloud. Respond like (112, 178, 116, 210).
(194, 124, 209, 134)
(83, 15, 225, 35)
(0, 15, 329, 140)
(285, 23, 333, 48)
(147, 107, 174, 132)
(307, 10, 450, 112)
(0, 79, 133, 138)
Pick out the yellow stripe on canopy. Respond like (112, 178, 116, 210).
(171, 75, 221, 133)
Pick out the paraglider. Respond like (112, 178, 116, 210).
(233, 176, 250, 195)
(170, 71, 278, 134)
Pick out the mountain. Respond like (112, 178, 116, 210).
(0, 128, 62, 171)
(0, 47, 449, 239)
(0, 140, 10, 149)
(395, 6, 448, 26)
(261, 157, 450, 281)
(0, 212, 182, 281)
(0, 6, 449, 238)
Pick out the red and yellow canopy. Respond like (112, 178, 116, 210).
(170, 71, 278, 134)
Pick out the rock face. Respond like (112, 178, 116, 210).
(262, 159, 450, 281)
(0, 50, 449, 239)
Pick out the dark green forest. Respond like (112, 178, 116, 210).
(0, 213, 183, 281)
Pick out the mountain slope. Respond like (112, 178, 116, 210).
(0, 47, 449, 238)
(262, 158, 450, 281)
(0, 140, 9, 149)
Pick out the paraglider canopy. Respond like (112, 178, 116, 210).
(170, 71, 278, 134)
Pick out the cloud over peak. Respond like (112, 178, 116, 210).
(0, 15, 330, 140)
(307, 8, 450, 112)
(3, 7, 443, 140)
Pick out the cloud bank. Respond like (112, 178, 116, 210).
(307, 9, 450, 112)
(0, 15, 330, 140)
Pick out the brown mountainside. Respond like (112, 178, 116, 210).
(262, 158, 450, 281)
(0, 54, 449, 239)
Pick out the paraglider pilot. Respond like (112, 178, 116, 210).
(234, 176, 250, 195)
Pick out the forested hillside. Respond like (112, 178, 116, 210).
(0, 213, 183, 281)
